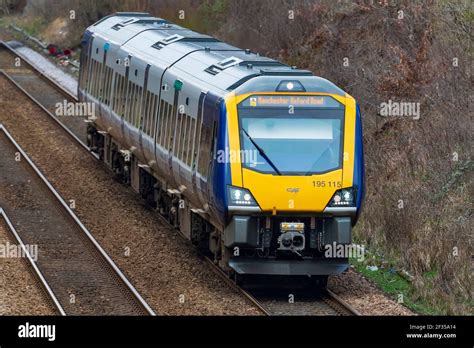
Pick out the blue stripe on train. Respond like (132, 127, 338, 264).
(353, 103, 365, 218)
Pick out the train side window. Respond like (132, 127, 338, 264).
(142, 90, 150, 132)
(115, 74, 121, 114)
(88, 60, 95, 95)
(103, 66, 108, 103)
(167, 102, 174, 150)
(97, 62, 104, 100)
(120, 75, 126, 116)
(187, 117, 196, 166)
(198, 123, 212, 177)
(180, 114, 188, 161)
(183, 115, 191, 164)
(174, 111, 182, 159)
(103, 66, 110, 105)
(125, 82, 131, 122)
(124, 81, 131, 122)
(126, 81, 133, 122)
(149, 92, 156, 135)
(107, 67, 114, 105)
(87, 60, 93, 93)
(91, 60, 98, 96)
(111, 73, 118, 111)
(160, 102, 166, 146)
(159, 101, 166, 146)
(149, 94, 157, 138)
(161, 102, 169, 147)
(156, 98, 164, 143)
(164, 102, 171, 149)
(93, 60, 100, 97)
(134, 84, 139, 125)
(132, 84, 137, 126)
(79, 48, 87, 90)
(94, 60, 100, 98)
(167, 102, 173, 149)
(135, 85, 140, 127)
(137, 86, 143, 128)
(153, 94, 159, 139)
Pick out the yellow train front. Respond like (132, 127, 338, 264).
(222, 80, 365, 281)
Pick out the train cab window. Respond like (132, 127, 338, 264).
(239, 110, 344, 174)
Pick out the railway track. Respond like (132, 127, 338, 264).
(0, 40, 360, 316)
(0, 208, 64, 315)
(249, 287, 360, 316)
(0, 125, 155, 315)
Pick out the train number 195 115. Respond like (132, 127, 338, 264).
(312, 180, 342, 188)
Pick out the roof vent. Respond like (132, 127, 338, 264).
(151, 34, 184, 50)
(112, 18, 168, 30)
(204, 56, 243, 75)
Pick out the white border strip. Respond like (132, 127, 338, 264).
(0, 207, 66, 315)
(0, 124, 155, 315)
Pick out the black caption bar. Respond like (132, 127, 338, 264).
(0, 316, 471, 346)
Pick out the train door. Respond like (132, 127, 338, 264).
(199, 92, 221, 212)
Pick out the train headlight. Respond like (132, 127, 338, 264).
(228, 186, 258, 206)
(329, 188, 356, 207)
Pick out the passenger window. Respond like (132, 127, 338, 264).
(198, 123, 212, 177)
(157, 99, 165, 142)
(188, 117, 196, 166)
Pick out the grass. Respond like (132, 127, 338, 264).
(0, 15, 48, 38)
(350, 253, 441, 315)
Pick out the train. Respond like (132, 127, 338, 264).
(79, 12, 365, 286)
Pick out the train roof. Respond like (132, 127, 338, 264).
(86, 12, 345, 96)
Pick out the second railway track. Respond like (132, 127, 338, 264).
(0, 125, 155, 315)
(0, 40, 360, 316)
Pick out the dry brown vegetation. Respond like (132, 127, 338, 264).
(2, 0, 472, 314)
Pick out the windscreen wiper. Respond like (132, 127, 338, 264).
(241, 128, 282, 175)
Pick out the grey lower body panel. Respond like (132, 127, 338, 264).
(229, 258, 349, 276)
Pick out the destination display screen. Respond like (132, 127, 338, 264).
(239, 95, 343, 108)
